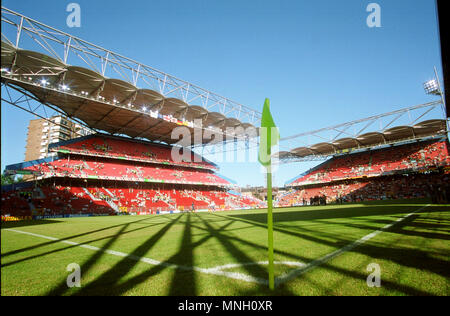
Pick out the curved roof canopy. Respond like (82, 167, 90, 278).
(1, 42, 256, 146)
(183, 105, 208, 122)
(224, 117, 241, 128)
(134, 89, 164, 108)
(234, 122, 257, 137)
(276, 151, 292, 159)
(14, 49, 66, 76)
(100, 78, 137, 103)
(203, 112, 226, 128)
(356, 132, 386, 146)
(1, 41, 16, 69)
(159, 98, 188, 118)
(383, 126, 415, 142)
(282, 119, 447, 159)
(332, 138, 361, 150)
(413, 119, 446, 136)
(290, 147, 316, 157)
(64, 66, 104, 94)
(222, 118, 242, 136)
(310, 142, 336, 155)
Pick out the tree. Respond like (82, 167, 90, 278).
(1, 173, 24, 185)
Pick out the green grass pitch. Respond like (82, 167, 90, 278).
(1, 199, 449, 296)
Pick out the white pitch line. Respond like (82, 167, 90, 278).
(3, 228, 176, 268)
(210, 261, 305, 271)
(3, 204, 429, 287)
(275, 204, 430, 286)
(2, 228, 268, 285)
(201, 261, 306, 286)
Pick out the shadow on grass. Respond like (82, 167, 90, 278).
(194, 213, 295, 295)
(71, 213, 234, 295)
(167, 213, 196, 295)
(1, 216, 158, 258)
(1, 217, 171, 269)
(102, 206, 448, 295)
(64, 214, 184, 296)
(3, 215, 181, 295)
(229, 204, 443, 224)
(316, 213, 450, 242)
(45, 219, 134, 296)
(6, 203, 449, 296)
(217, 205, 450, 295)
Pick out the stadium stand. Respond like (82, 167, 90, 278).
(2, 134, 260, 219)
(20, 157, 229, 186)
(279, 138, 450, 206)
(290, 139, 449, 186)
(50, 134, 216, 170)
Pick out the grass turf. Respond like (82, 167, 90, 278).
(1, 199, 449, 296)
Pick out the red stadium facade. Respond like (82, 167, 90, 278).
(278, 138, 450, 206)
(2, 134, 264, 219)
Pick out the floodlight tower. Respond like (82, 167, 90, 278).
(424, 67, 449, 132)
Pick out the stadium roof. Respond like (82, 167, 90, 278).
(1, 42, 259, 145)
(278, 119, 448, 160)
(1, 7, 261, 147)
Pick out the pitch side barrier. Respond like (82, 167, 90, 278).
(31, 213, 109, 220)
(3, 206, 267, 222)
(1, 213, 103, 222)
(29, 209, 255, 220)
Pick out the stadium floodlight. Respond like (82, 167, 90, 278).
(40, 79, 48, 86)
(60, 84, 70, 91)
(142, 106, 147, 112)
(423, 79, 440, 95)
(425, 67, 448, 129)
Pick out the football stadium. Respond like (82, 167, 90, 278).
(1, 3, 449, 297)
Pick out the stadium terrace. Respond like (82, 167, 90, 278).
(278, 138, 449, 206)
(2, 134, 265, 219)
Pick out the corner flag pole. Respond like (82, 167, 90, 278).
(267, 160, 275, 290)
(258, 98, 278, 291)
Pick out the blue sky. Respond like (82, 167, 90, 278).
(1, 0, 444, 187)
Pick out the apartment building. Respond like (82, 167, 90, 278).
(24, 116, 92, 161)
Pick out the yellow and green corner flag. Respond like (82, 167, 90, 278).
(258, 98, 279, 290)
(258, 98, 280, 166)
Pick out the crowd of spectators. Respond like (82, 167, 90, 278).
(24, 156, 231, 187)
(292, 140, 449, 186)
(279, 171, 449, 206)
(55, 135, 215, 170)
